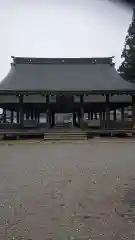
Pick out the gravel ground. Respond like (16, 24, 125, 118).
(0, 141, 135, 239)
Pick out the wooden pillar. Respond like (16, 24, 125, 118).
(11, 111, 14, 123)
(77, 110, 81, 125)
(121, 107, 124, 121)
(49, 110, 52, 127)
(102, 111, 105, 121)
(95, 112, 98, 120)
(80, 95, 84, 120)
(46, 94, 51, 127)
(32, 110, 35, 120)
(26, 111, 29, 120)
(51, 111, 55, 127)
(91, 111, 94, 120)
(37, 112, 40, 123)
(73, 112, 76, 126)
(132, 95, 135, 128)
(3, 109, 6, 123)
(30, 110, 34, 120)
(35, 111, 38, 121)
(34, 110, 37, 120)
(113, 109, 117, 121)
(19, 95, 24, 126)
(34, 111, 37, 121)
(106, 94, 110, 129)
(17, 111, 20, 123)
(99, 111, 102, 122)
(102, 111, 105, 128)
(97, 111, 102, 128)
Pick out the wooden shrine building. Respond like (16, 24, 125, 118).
(0, 56, 135, 136)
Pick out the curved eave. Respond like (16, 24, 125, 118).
(0, 90, 135, 96)
(0, 62, 135, 94)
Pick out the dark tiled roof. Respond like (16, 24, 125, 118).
(0, 57, 135, 93)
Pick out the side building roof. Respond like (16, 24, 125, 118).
(0, 56, 135, 94)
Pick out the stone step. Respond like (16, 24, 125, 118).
(45, 129, 85, 133)
(44, 132, 86, 135)
(44, 133, 86, 136)
(44, 136, 87, 141)
(45, 132, 85, 135)
(45, 132, 86, 135)
(44, 127, 87, 140)
(44, 131, 87, 140)
(45, 132, 86, 134)
(44, 134, 86, 137)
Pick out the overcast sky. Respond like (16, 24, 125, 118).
(0, 0, 133, 81)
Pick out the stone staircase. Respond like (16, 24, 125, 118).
(44, 126, 87, 141)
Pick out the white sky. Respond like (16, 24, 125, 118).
(0, 0, 133, 81)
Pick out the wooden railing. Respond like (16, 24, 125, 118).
(0, 122, 47, 129)
(82, 119, 133, 130)
(107, 120, 133, 129)
(0, 123, 21, 129)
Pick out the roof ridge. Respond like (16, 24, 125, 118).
(11, 56, 114, 65)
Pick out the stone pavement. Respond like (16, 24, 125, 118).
(0, 142, 135, 239)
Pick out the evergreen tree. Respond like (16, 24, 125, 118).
(118, 8, 135, 82)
